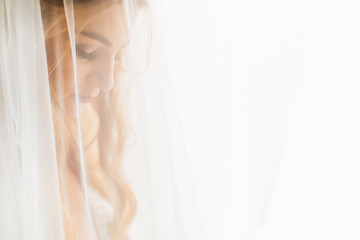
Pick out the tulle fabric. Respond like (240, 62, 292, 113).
(0, 0, 64, 238)
(0, 0, 201, 239)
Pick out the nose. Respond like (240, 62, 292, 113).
(88, 58, 115, 91)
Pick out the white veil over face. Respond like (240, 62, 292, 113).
(0, 0, 202, 239)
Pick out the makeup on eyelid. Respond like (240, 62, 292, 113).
(59, 5, 129, 117)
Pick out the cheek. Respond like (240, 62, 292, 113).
(74, 61, 91, 86)
(60, 58, 78, 116)
(61, 56, 92, 95)
(45, 38, 76, 96)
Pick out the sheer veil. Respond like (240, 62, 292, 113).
(0, 0, 64, 238)
(0, 0, 202, 239)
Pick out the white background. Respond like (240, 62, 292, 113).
(151, 0, 360, 239)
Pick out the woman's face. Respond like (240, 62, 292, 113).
(59, 4, 128, 118)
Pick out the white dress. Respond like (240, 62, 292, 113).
(88, 187, 115, 240)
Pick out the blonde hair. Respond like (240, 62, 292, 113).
(40, 1, 136, 239)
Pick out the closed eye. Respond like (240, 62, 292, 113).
(76, 44, 97, 60)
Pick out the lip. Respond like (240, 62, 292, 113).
(76, 95, 95, 103)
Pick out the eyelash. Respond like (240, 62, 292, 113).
(76, 44, 121, 64)
(76, 44, 97, 60)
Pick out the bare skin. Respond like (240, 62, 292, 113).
(53, 4, 129, 239)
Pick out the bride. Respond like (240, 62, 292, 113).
(2, 0, 203, 239)
(41, 0, 146, 239)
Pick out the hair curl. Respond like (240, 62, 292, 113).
(40, 0, 137, 239)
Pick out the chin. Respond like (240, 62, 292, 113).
(67, 101, 95, 120)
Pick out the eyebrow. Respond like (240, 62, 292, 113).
(80, 31, 113, 47)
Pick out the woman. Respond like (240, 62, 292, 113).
(2, 0, 201, 239)
(0, 0, 150, 239)
(41, 0, 148, 239)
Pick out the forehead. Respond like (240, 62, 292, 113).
(75, 4, 129, 48)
